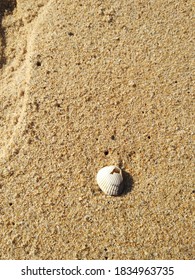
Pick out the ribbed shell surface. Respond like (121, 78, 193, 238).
(96, 165, 123, 196)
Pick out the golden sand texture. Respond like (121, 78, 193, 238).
(0, 0, 194, 259)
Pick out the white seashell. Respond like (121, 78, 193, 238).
(96, 165, 123, 196)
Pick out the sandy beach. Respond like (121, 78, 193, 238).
(0, 0, 194, 259)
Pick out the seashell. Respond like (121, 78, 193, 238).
(96, 165, 123, 196)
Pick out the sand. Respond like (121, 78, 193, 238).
(0, 0, 194, 260)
